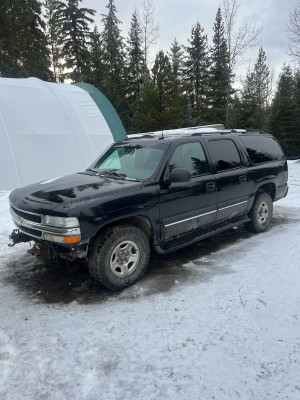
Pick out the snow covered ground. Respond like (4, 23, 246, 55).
(0, 161, 299, 400)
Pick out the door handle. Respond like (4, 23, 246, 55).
(206, 182, 216, 192)
(239, 175, 247, 183)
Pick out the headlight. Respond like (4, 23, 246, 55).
(44, 215, 79, 228)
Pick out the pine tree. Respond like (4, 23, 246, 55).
(0, 0, 24, 79)
(131, 80, 160, 132)
(169, 38, 184, 78)
(152, 51, 173, 115)
(168, 40, 191, 127)
(55, 0, 95, 81)
(86, 26, 106, 89)
(168, 38, 185, 101)
(269, 65, 300, 154)
(183, 22, 210, 124)
(44, 0, 64, 82)
(0, 0, 52, 80)
(100, 0, 126, 118)
(209, 8, 230, 123)
(240, 70, 257, 128)
(132, 51, 188, 132)
(240, 47, 271, 130)
(227, 93, 243, 128)
(253, 47, 271, 129)
(126, 10, 144, 104)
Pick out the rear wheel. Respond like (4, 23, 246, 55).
(88, 225, 150, 290)
(246, 192, 273, 233)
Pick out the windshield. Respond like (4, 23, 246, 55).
(87, 142, 166, 180)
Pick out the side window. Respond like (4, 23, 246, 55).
(207, 139, 242, 172)
(240, 135, 284, 164)
(169, 142, 208, 176)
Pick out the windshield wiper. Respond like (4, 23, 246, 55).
(98, 171, 127, 180)
(86, 169, 139, 181)
(85, 168, 99, 173)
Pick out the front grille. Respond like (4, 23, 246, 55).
(21, 226, 42, 238)
(11, 206, 42, 224)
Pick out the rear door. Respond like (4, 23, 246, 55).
(158, 140, 217, 240)
(203, 137, 250, 222)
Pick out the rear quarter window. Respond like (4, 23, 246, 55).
(240, 135, 285, 164)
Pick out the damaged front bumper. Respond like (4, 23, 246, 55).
(9, 228, 88, 260)
(10, 206, 81, 243)
(9, 205, 88, 260)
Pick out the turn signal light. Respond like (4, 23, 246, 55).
(64, 236, 81, 244)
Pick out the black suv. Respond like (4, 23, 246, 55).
(9, 131, 288, 290)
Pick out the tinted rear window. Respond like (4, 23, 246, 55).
(240, 135, 284, 164)
(207, 139, 242, 172)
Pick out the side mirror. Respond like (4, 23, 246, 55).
(164, 168, 191, 185)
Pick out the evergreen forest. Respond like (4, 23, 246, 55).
(0, 0, 299, 155)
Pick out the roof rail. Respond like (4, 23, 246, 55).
(138, 124, 224, 137)
(192, 128, 248, 136)
(129, 127, 266, 139)
(183, 124, 225, 130)
(244, 130, 268, 134)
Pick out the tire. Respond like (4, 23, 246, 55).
(246, 192, 273, 233)
(88, 225, 150, 290)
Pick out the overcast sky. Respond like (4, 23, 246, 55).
(84, 0, 295, 82)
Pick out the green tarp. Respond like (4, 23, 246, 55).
(74, 82, 127, 142)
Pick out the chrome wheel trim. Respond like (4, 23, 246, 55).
(110, 240, 140, 277)
(257, 201, 269, 224)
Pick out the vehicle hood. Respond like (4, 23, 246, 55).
(9, 173, 143, 216)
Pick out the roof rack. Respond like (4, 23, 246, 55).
(191, 128, 248, 136)
(128, 126, 269, 139)
(244, 130, 268, 134)
(135, 124, 225, 137)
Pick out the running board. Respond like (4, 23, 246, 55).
(155, 217, 250, 254)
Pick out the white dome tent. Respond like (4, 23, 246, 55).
(0, 77, 127, 190)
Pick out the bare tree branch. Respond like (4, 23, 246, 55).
(139, 0, 159, 71)
(222, 0, 262, 123)
(287, 0, 300, 64)
(222, 0, 262, 73)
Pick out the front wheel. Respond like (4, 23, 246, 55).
(246, 192, 273, 233)
(88, 225, 150, 290)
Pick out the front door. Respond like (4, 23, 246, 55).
(159, 141, 217, 240)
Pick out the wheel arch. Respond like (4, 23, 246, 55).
(256, 182, 276, 200)
(88, 215, 154, 253)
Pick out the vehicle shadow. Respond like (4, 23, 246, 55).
(3, 208, 295, 305)
(3, 226, 251, 304)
